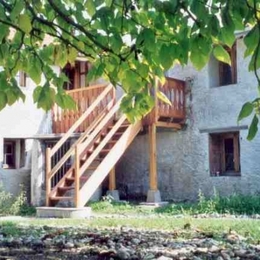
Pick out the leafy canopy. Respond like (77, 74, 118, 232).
(0, 0, 260, 138)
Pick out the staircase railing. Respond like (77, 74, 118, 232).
(52, 84, 110, 133)
(73, 98, 142, 207)
(46, 83, 115, 206)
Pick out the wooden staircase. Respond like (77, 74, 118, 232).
(46, 83, 142, 207)
(45, 78, 186, 208)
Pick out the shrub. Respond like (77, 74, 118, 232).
(0, 183, 35, 216)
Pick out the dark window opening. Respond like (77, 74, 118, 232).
(218, 42, 237, 86)
(3, 141, 15, 168)
(224, 138, 234, 171)
(209, 132, 240, 177)
(62, 61, 89, 90)
(3, 139, 25, 169)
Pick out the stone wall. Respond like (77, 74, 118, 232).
(116, 37, 260, 201)
(0, 168, 30, 201)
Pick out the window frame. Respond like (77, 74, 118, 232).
(19, 71, 27, 87)
(2, 139, 25, 169)
(218, 42, 237, 87)
(209, 132, 240, 177)
(3, 140, 16, 169)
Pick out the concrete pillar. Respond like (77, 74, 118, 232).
(0, 137, 3, 168)
(30, 140, 45, 206)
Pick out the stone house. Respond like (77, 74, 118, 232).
(0, 33, 259, 208)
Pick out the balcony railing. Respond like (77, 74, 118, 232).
(52, 84, 115, 133)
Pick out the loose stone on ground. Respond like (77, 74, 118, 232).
(0, 224, 258, 259)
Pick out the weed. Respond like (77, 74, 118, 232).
(0, 183, 35, 216)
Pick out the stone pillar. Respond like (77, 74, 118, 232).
(30, 140, 45, 206)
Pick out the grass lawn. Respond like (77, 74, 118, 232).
(1, 216, 260, 242)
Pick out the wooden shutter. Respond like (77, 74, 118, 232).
(19, 71, 26, 87)
(231, 42, 237, 84)
(209, 134, 222, 175)
(233, 132, 240, 172)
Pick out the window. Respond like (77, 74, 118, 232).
(62, 61, 89, 90)
(209, 132, 240, 176)
(3, 140, 15, 168)
(208, 42, 237, 87)
(19, 71, 27, 87)
(3, 139, 25, 169)
(219, 43, 237, 86)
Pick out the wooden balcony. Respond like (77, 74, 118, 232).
(52, 84, 115, 134)
(144, 77, 186, 128)
(52, 77, 186, 134)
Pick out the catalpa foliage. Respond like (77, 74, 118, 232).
(0, 0, 259, 138)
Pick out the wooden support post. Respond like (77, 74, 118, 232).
(74, 145, 80, 208)
(109, 167, 116, 191)
(154, 78, 158, 124)
(149, 123, 157, 191)
(45, 147, 51, 207)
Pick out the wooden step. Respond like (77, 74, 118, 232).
(58, 186, 74, 192)
(49, 196, 73, 201)
(94, 139, 117, 146)
(108, 123, 129, 129)
(99, 149, 110, 155)
(66, 176, 90, 182)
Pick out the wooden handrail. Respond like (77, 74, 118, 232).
(66, 83, 108, 93)
(78, 120, 142, 206)
(48, 106, 111, 180)
(46, 83, 116, 206)
(79, 97, 123, 155)
(79, 114, 126, 176)
(50, 84, 113, 156)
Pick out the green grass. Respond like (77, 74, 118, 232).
(89, 193, 260, 216)
(1, 217, 260, 242)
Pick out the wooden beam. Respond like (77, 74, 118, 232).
(149, 124, 157, 191)
(156, 121, 182, 129)
(45, 147, 51, 206)
(109, 167, 116, 191)
(74, 145, 80, 208)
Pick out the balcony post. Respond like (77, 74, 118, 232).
(147, 77, 162, 203)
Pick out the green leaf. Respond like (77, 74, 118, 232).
(37, 85, 55, 111)
(28, 58, 42, 84)
(190, 51, 209, 70)
(190, 35, 211, 70)
(247, 115, 259, 141)
(33, 86, 42, 103)
(55, 93, 77, 110)
(244, 26, 259, 58)
(18, 14, 32, 34)
(0, 91, 7, 110)
(10, 1, 24, 20)
(238, 102, 254, 121)
(213, 45, 231, 65)
(67, 47, 78, 64)
(220, 27, 235, 48)
(6, 90, 17, 105)
(160, 45, 174, 70)
(157, 91, 171, 106)
(85, 0, 96, 16)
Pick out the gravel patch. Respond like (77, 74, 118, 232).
(0, 225, 259, 259)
